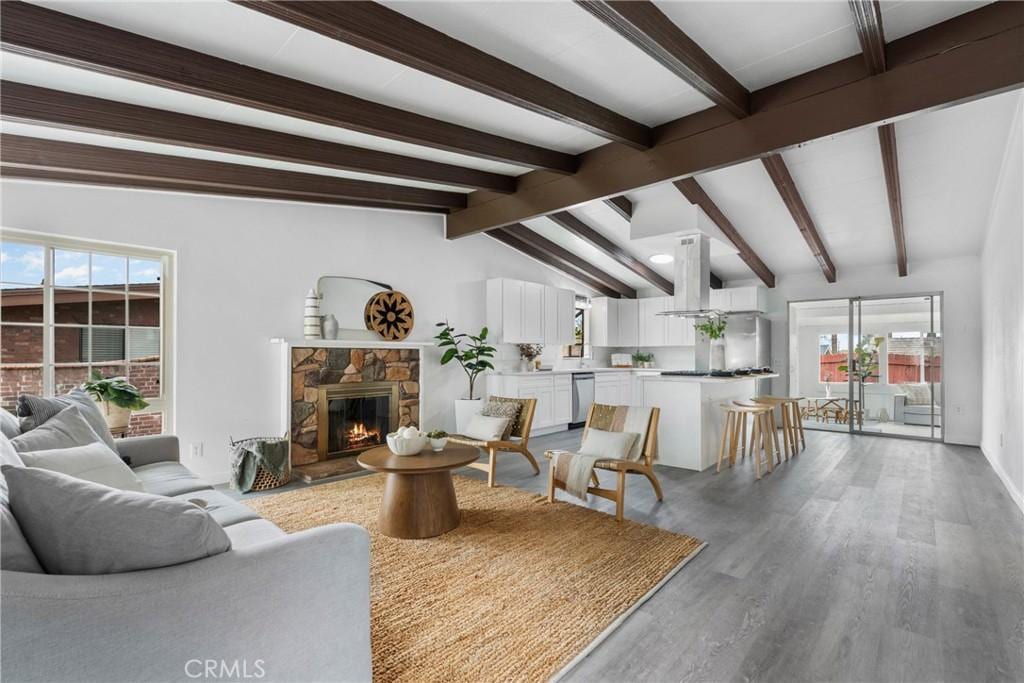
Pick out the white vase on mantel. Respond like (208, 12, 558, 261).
(322, 314, 339, 340)
(454, 398, 482, 433)
(303, 288, 322, 340)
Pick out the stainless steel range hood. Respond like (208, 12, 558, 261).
(657, 234, 758, 318)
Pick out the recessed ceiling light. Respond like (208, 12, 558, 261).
(649, 253, 674, 264)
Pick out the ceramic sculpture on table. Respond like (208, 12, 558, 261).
(303, 287, 323, 340)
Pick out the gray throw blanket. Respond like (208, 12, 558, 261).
(230, 437, 289, 493)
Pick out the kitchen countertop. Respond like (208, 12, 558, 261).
(490, 368, 779, 383)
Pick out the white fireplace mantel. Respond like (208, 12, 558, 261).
(270, 337, 433, 350)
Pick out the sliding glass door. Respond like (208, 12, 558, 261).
(788, 294, 943, 441)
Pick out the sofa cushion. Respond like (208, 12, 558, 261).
(19, 442, 143, 491)
(10, 406, 107, 454)
(224, 519, 286, 549)
(17, 388, 117, 451)
(173, 489, 260, 528)
(0, 504, 43, 573)
(0, 407, 20, 439)
(2, 466, 231, 575)
(133, 461, 214, 497)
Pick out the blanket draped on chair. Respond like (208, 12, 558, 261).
(550, 405, 654, 500)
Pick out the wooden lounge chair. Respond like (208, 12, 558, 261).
(448, 397, 538, 487)
(545, 403, 662, 521)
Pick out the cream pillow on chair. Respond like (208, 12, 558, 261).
(578, 429, 639, 460)
(463, 414, 511, 442)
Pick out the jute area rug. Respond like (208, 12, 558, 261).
(247, 473, 705, 683)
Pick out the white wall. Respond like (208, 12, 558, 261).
(729, 254, 983, 446)
(980, 99, 1024, 512)
(0, 180, 594, 482)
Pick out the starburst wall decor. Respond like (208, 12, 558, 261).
(364, 290, 415, 341)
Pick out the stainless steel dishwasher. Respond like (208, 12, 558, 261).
(571, 372, 594, 428)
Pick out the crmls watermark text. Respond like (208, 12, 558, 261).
(184, 659, 266, 679)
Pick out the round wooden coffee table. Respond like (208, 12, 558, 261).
(356, 444, 479, 539)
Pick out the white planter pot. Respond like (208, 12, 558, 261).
(454, 398, 482, 433)
(711, 341, 726, 371)
(98, 401, 131, 432)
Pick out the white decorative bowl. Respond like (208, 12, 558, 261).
(386, 432, 428, 456)
(429, 437, 449, 452)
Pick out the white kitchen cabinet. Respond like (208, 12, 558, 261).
(665, 296, 696, 346)
(590, 297, 619, 347)
(617, 298, 639, 347)
(486, 373, 573, 430)
(522, 282, 545, 343)
(518, 376, 553, 427)
(557, 288, 575, 344)
(594, 373, 632, 406)
(553, 375, 572, 424)
(639, 297, 667, 347)
(543, 286, 559, 346)
(710, 286, 766, 313)
(488, 279, 572, 345)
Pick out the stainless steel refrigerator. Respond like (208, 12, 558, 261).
(724, 315, 772, 395)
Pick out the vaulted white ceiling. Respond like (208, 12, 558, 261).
(2, 0, 1018, 295)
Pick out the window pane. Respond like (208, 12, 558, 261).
(54, 250, 90, 287)
(91, 254, 126, 288)
(54, 326, 88, 363)
(129, 258, 161, 293)
(0, 242, 44, 287)
(128, 327, 160, 361)
(1, 324, 43, 364)
(54, 288, 90, 324)
(128, 293, 160, 327)
(92, 291, 127, 326)
(86, 327, 126, 363)
(128, 411, 163, 437)
(1, 288, 43, 322)
(129, 362, 160, 398)
(1, 365, 42, 411)
(54, 364, 90, 395)
(818, 334, 847, 383)
(91, 363, 128, 383)
(888, 333, 924, 385)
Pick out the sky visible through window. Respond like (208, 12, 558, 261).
(1, 242, 160, 288)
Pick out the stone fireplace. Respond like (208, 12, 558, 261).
(288, 344, 420, 478)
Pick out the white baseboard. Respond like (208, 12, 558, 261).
(943, 432, 980, 447)
(981, 445, 1024, 516)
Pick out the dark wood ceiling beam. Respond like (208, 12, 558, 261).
(0, 134, 466, 210)
(502, 224, 636, 298)
(446, 7, 1024, 237)
(237, 1, 651, 150)
(0, 81, 517, 194)
(547, 211, 674, 294)
(576, 0, 749, 118)
(760, 155, 836, 283)
(674, 178, 776, 288)
(0, 1, 576, 173)
(603, 195, 633, 221)
(488, 229, 623, 299)
(850, 0, 908, 277)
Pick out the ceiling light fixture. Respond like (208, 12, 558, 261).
(649, 253, 674, 264)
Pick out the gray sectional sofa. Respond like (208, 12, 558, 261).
(1, 435, 373, 683)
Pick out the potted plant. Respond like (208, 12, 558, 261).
(838, 336, 883, 384)
(518, 344, 543, 372)
(694, 316, 728, 370)
(82, 369, 149, 432)
(631, 351, 655, 368)
(434, 321, 496, 432)
(426, 429, 449, 452)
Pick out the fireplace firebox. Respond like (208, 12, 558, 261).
(317, 382, 399, 459)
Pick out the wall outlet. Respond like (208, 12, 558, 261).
(190, 442, 204, 459)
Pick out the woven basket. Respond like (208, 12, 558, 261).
(250, 463, 290, 491)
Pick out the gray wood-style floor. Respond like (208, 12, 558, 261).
(456, 429, 1024, 683)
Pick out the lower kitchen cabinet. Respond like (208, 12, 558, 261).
(594, 373, 631, 407)
(486, 373, 573, 431)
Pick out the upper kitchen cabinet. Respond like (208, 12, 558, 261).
(709, 286, 767, 313)
(592, 295, 696, 347)
(638, 297, 667, 347)
(617, 299, 639, 347)
(487, 278, 574, 345)
(590, 297, 619, 347)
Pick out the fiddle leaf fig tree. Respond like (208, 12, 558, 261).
(434, 321, 496, 400)
(82, 370, 150, 411)
(838, 335, 883, 382)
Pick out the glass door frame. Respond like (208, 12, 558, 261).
(787, 291, 945, 443)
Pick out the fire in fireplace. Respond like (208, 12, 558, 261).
(317, 382, 399, 459)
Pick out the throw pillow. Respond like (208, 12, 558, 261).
(481, 399, 522, 440)
(0, 407, 20, 439)
(19, 442, 143, 491)
(2, 466, 232, 575)
(463, 414, 511, 442)
(17, 388, 117, 450)
(1, 504, 43, 573)
(10, 406, 106, 454)
(578, 429, 639, 460)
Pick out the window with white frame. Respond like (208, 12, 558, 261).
(0, 234, 171, 436)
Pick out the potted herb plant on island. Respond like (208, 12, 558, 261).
(694, 315, 728, 371)
(82, 369, 150, 433)
(434, 321, 496, 432)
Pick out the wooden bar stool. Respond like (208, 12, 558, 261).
(718, 403, 776, 479)
(752, 396, 802, 460)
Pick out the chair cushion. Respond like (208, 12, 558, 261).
(19, 442, 143, 491)
(224, 519, 286, 549)
(481, 399, 523, 440)
(2, 465, 231, 575)
(17, 388, 117, 451)
(173, 490, 260, 528)
(463, 414, 510, 442)
(579, 429, 639, 460)
(133, 461, 213, 497)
